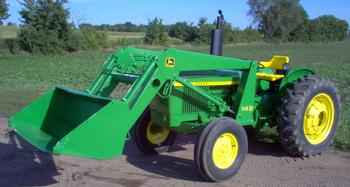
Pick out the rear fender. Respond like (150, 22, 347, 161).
(279, 68, 315, 92)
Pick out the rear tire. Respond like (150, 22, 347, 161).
(195, 118, 248, 182)
(133, 109, 176, 154)
(277, 75, 340, 157)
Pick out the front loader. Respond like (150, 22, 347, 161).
(9, 13, 341, 182)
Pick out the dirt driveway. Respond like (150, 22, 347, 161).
(0, 117, 350, 187)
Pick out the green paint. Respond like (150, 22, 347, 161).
(279, 68, 315, 92)
(9, 47, 314, 159)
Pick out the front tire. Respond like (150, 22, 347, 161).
(277, 75, 341, 157)
(195, 118, 248, 182)
(133, 109, 176, 154)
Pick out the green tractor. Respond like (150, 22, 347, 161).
(9, 13, 340, 182)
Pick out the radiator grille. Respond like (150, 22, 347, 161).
(182, 87, 206, 113)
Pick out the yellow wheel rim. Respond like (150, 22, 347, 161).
(146, 122, 170, 145)
(212, 133, 239, 170)
(303, 93, 335, 145)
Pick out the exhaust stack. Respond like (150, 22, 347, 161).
(210, 10, 225, 56)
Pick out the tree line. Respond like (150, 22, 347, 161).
(248, 0, 349, 42)
(80, 18, 262, 45)
(0, 0, 349, 54)
(79, 22, 147, 33)
(141, 0, 349, 44)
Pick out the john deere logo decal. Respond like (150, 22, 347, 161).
(165, 57, 176, 68)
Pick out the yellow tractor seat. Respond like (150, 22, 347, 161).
(259, 56, 290, 70)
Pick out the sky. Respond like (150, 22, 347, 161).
(6, 0, 350, 29)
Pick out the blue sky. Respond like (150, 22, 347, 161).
(7, 0, 350, 28)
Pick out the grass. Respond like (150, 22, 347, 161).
(0, 26, 18, 53)
(106, 31, 145, 46)
(105, 31, 183, 46)
(0, 40, 349, 150)
(0, 26, 146, 40)
(0, 26, 17, 39)
(0, 51, 107, 116)
(106, 31, 145, 40)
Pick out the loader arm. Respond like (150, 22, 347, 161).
(87, 48, 259, 126)
(86, 48, 255, 107)
(89, 48, 256, 113)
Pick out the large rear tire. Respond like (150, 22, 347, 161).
(194, 118, 248, 182)
(277, 75, 341, 157)
(133, 109, 176, 154)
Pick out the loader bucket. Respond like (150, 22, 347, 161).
(9, 87, 135, 159)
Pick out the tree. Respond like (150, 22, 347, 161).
(248, 0, 308, 41)
(288, 20, 311, 42)
(7, 22, 16, 26)
(18, 0, 74, 54)
(144, 18, 168, 45)
(229, 27, 262, 43)
(308, 15, 349, 42)
(168, 22, 198, 42)
(197, 17, 215, 44)
(0, 0, 9, 25)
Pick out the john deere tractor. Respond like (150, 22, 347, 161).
(9, 12, 340, 182)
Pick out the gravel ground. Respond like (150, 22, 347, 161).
(1, 117, 350, 187)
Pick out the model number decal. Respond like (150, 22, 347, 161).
(241, 106, 254, 112)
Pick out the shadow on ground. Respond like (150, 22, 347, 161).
(248, 135, 288, 157)
(125, 135, 202, 182)
(125, 134, 287, 182)
(0, 127, 289, 185)
(0, 131, 59, 187)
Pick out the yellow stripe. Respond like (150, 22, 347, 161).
(174, 80, 238, 87)
(256, 72, 284, 81)
(174, 73, 284, 88)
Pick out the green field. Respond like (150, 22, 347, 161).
(0, 26, 17, 39)
(0, 26, 17, 53)
(0, 26, 145, 40)
(0, 26, 184, 48)
(106, 31, 145, 39)
(0, 40, 349, 150)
